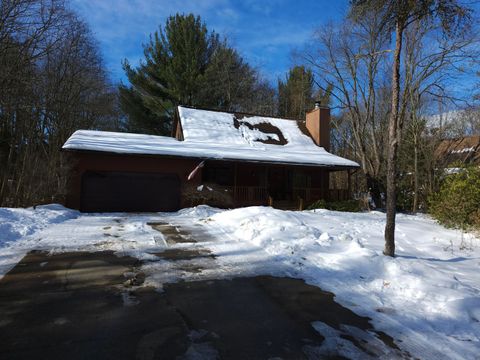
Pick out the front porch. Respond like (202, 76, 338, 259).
(224, 186, 350, 209)
(198, 160, 352, 209)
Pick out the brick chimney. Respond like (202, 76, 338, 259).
(306, 102, 330, 151)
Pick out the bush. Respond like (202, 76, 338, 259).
(307, 199, 362, 212)
(396, 180, 414, 212)
(429, 165, 480, 230)
(183, 183, 234, 208)
(307, 199, 327, 210)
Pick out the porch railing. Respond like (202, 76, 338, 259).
(328, 189, 350, 202)
(293, 187, 350, 202)
(223, 186, 350, 205)
(292, 187, 324, 202)
(227, 186, 268, 203)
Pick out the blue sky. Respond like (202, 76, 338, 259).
(70, 0, 349, 85)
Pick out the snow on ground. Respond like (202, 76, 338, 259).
(0, 204, 479, 359)
(0, 204, 80, 275)
(0, 204, 78, 244)
(0, 205, 164, 276)
(163, 206, 480, 359)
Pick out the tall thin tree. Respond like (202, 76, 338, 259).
(350, 0, 472, 256)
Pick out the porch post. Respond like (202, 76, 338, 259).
(265, 165, 269, 204)
(234, 162, 238, 203)
(347, 169, 352, 198)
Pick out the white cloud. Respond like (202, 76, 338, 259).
(69, 0, 320, 84)
(240, 0, 287, 16)
(215, 7, 240, 21)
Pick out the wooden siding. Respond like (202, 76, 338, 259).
(64, 152, 351, 212)
(65, 152, 201, 211)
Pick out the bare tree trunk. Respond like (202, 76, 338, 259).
(412, 130, 419, 213)
(384, 20, 404, 257)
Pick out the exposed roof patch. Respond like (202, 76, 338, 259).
(233, 115, 287, 145)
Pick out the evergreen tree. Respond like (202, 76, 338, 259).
(200, 45, 257, 111)
(278, 66, 314, 119)
(314, 83, 333, 108)
(119, 13, 273, 135)
(119, 14, 219, 135)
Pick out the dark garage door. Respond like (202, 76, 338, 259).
(81, 171, 180, 212)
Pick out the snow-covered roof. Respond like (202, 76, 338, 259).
(179, 106, 304, 146)
(62, 106, 359, 168)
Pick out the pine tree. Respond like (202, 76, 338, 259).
(200, 45, 257, 111)
(119, 14, 219, 135)
(278, 66, 314, 120)
(119, 13, 273, 134)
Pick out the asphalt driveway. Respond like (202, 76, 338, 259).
(0, 222, 407, 360)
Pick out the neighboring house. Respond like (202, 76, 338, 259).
(435, 135, 480, 170)
(62, 104, 359, 212)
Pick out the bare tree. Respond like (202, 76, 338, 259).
(399, 18, 479, 212)
(304, 11, 391, 206)
(0, 0, 118, 207)
(351, 0, 473, 257)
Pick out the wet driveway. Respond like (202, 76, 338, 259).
(0, 221, 408, 359)
(0, 252, 405, 359)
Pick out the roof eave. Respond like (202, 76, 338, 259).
(62, 147, 359, 169)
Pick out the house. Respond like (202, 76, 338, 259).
(62, 104, 359, 212)
(435, 135, 480, 169)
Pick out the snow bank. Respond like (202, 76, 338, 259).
(0, 204, 79, 277)
(0, 204, 78, 246)
(175, 204, 222, 219)
(206, 207, 480, 359)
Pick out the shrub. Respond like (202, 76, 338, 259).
(307, 199, 362, 212)
(306, 199, 327, 210)
(328, 200, 362, 212)
(183, 183, 234, 208)
(429, 165, 480, 230)
(396, 180, 414, 212)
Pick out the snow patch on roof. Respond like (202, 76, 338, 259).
(450, 147, 475, 154)
(178, 106, 313, 148)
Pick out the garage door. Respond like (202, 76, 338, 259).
(81, 171, 180, 212)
